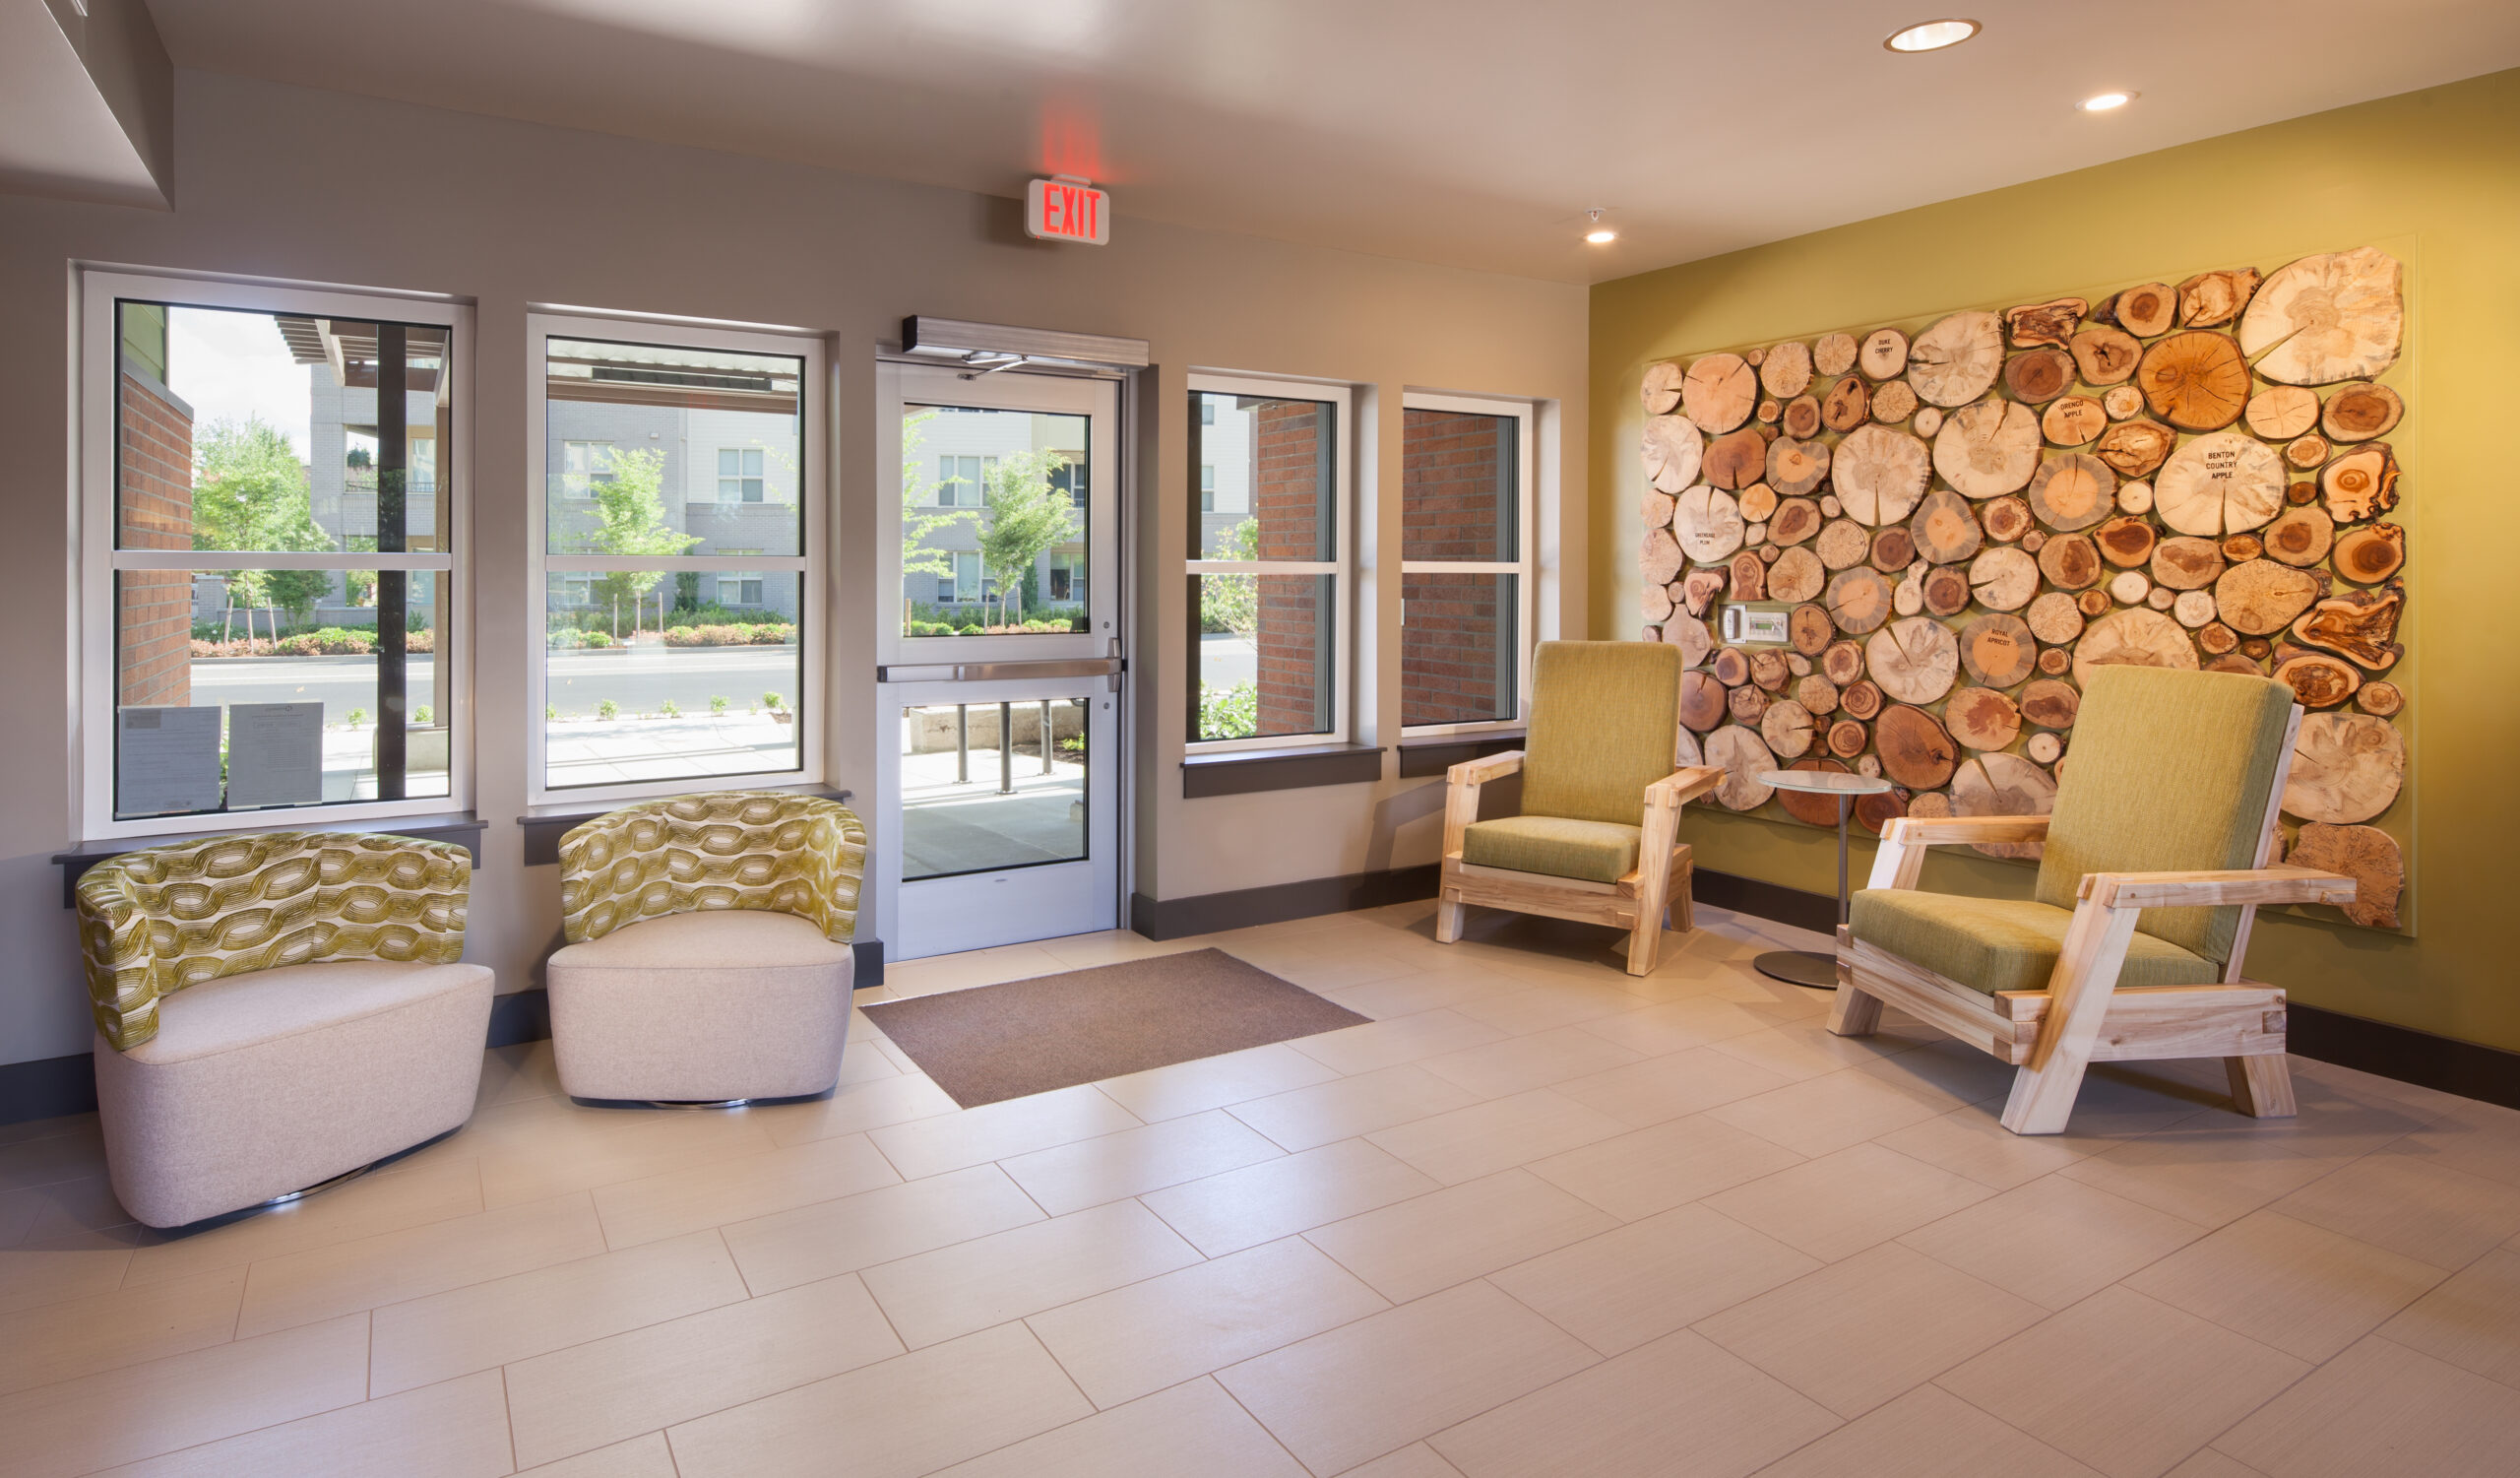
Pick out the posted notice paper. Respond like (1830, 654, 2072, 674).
(226, 702, 326, 808)
(116, 706, 224, 816)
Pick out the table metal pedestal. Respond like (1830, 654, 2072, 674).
(1748, 770, 1895, 991)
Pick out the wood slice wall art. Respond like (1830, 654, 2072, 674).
(1635, 244, 2412, 924)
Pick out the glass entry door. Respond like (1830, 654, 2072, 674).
(874, 365, 1122, 958)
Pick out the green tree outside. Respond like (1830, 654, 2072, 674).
(192, 417, 330, 640)
(899, 410, 976, 629)
(583, 445, 700, 634)
(977, 449, 1076, 628)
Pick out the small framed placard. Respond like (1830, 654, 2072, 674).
(1719, 602, 1795, 647)
(116, 706, 224, 817)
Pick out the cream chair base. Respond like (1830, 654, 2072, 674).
(545, 910, 853, 1104)
(94, 960, 494, 1229)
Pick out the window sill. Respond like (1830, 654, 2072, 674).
(1181, 743, 1383, 799)
(1395, 729, 1528, 780)
(53, 812, 487, 908)
(519, 783, 853, 866)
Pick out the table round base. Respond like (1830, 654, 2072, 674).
(1752, 949, 1839, 991)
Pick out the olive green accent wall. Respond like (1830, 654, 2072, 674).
(1590, 69, 2520, 1054)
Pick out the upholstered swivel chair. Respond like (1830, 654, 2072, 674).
(1831, 666, 2357, 1135)
(1435, 640, 1725, 975)
(548, 791, 865, 1104)
(78, 832, 491, 1229)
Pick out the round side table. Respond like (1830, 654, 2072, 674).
(1750, 769, 1895, 990)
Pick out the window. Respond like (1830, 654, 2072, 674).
(935, 454, 993, 507)
(1186, 378, 1349, 748)
(78, 273, 468, 836)
(531, 316, 820, 801)
(1400, 394, 1535, 732)
(717, 447, 765, 502)
(953, 551, 981, 603)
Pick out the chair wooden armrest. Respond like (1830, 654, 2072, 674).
(1867, 814, 2052, 891)
(1445, 750, 1525, 787)
(1441, 750, 1524, 859)
(1647, 765, 1726, 809)
(2081, 866, 2357, 911)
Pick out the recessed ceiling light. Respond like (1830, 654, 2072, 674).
(2079, 91, 2136, 111)
(1884, 18, 1980, 52)
(1583, 209, 1616, 245)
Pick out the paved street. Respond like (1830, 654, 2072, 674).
(185, 643, 805, 718)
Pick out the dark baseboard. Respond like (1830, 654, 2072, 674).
(1689, 869, 1838, 934)
(2288, 1004, 2520, 1112)
(1132, 865, 1441, 939)
(0, 1053, 96, 1126)
(486, 989, 550, 1049)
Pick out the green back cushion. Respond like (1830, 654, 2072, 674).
(2033, 666, 2294, 963)
(1520, 641, 1680, 827)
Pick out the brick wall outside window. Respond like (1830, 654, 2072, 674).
(1402, 409, 1513, 727)
(1251, 400, 1332, 736)
(118, 367, 194, 709)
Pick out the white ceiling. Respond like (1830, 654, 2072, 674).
(141, 0, 2520, 283)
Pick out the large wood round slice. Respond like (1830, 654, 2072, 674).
(2215, 559, 2326, 635)
(2094, 419, 2176, 480)
(1679, 669, 1728, 732)
(1712, 646, 1751, 687)
(2321, 444, 2401, 523)
(1641, 527, 1685, 586)
(2095, 514, 2159, 568)
(1641, 414, 1705, 493)
(1866, 617, 1961, 704)
(1908, 488, 1984, 566)
(2321, 382, 2404, 442)
(1820, 374, 1871, 433)
(1760, 341, 1814, 400)
(1796, 673, 1842, 715)
(1825, 567, 1896, 635)
(2025, 453, 2117, 532)
(1908, 310, 2005, 407)
(2286, 822, 2403, 930)
(1858, 328, 1909, 381)
(1704, 428, 1769, 490)
(2264, 506, 2335, 567)
(2069, 325, 2143, 386)
(1815, 519, 1871, 571)
(1736, 482, 1780, 525)
(1870, 525, 1917, 572)
(1822, 640, 1866, 687)
(2276, 653, 2362, 709)
(1969, 546, 2039, 611)
(2043, 396, 2108, 447)
(1835, 424, 1932, 525)
(1728, 551, 1766, 603)
(1840, 678, 1883, 720)
(2239, 247, 2405, 386)
(1729, 684, 1771, 724)
(2038, 532, 2103, 591)
(1781, 395, 1823, 439)
(1922, 565, 1973, 617)
(1765, 436, 1831, 497)
(1663, 612, 1714, 670)
(1931, 400, 2042, 499)
(2245, 385, 2319, 440)
(1761, 699, 1816, 760)
(1772, 757, 1859, 826)
(2073, 608, 2199, 685)
(1814, 332, 1859, 377)
(1683, 353, 1758, 432)
(1954, 753, 2057, 860)
(2283, 712, 2404, 823)
(1641, 360, 1685, 416)
(1958, 611, 2039, 687)
(2331, 523, 2406, 584)
(1876, 703, 1959, 790)
(2138, 330, 2252, 430)
(1788, 603, 1834, 657)
(1765, 546, 1825, 604)
(2026, 590, 2085, 645)
(1768, 496, 1821, 546)
(2102, 282, 2176, 338)
(1749, 648, 1792, 694)
(1672, 485, 1746, 564)
(2003, 348, 2074, 404)
(2155, 431, 2285, 536)
(1945, 686, 2023, 751)
(1704, 725, 1780, 811)
(2020, 677, 2080, 729)
(2150, 536, 2226, 591)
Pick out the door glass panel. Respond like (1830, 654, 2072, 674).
(900, 697, 1089, 879)
(901, 405, 1090, 637)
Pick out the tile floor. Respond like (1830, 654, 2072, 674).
(5, 901, 2520, 1476)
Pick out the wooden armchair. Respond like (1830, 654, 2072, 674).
(1829, 666, 2357, 1135)
(1435, 641, 1724, 975)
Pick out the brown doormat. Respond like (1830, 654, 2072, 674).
(859, 947, 1370, 1109)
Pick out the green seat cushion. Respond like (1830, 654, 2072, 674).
(1850, 889, 2223, 996)
(1461, 816, 1642, 885)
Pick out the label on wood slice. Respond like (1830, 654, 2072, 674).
(1958, 611, 2038, 687)
(2239, 248, 2404, 386)
(2019, 678, 2080, 729)
(2283, 712, 2404, 824)
(1932, 401, 2042, 499)
(2155, 431, 2284, 536)
(2286, 823, 2403, 930)
(2073, 608, 2199, 686)
(1858, 328, 1909, 381)
(2042, 396, 2108, 446)
(1945, 686, 2023, 751)
(1907, 310, 2005, 407)
(1672, 485, 1746, 564)
(1865, 617, 1961, 704)
(1875, 703, 1959, 789)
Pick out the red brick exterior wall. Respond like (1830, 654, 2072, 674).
(118, 368, 194, 708)
(1252, 401, 1331, 735)
(1401, 409, 1510, 726)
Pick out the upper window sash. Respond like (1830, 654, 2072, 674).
(1398, 390, 1538, 735)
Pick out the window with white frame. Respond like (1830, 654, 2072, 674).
(77, 272, 468, 837)
(562, 440, 613, 496)
(1400, 394, 1536, 731)
(935, 454, 993, 507)
(1186, 376, 1349, 747)
(532, 316, 819, 801)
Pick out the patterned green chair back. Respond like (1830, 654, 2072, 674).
(558, 791, 866, 947)
(77, 832, 472, 1054)
(1518, 641, 1682, 828)
(2033, 666, 2296, 966)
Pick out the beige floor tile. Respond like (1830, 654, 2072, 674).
(1000, 1109, 1284, 1215)
(1572, 995, 1775, 1056)
(753, 1073, 961, 1147)
(2215, 1334, 2520, 1478)
(1325, 965, 1530, 1021)
(1752, 1384, 2103, 1478)
(2, 1173, 130, 1249)
(1305, 1168, 1618, 1304)
(1036, 930, 1205, 970)
(1363, 1087, 1629, 1185)
(1451, 980, 1651, 1035)
(664, 1320, 1094, 1478)
(866, 1083, 1142, 1180)
(1702, 1021, 1926, 1084)
(860, 1197, 1201, 1348)
(1430, 1326, 1837, 1478)
(517, 1432, 679, 1478)
(0, 1312, 368, 1478)
(1698, 1243, 2044, 1419)
(1142, 1139, 1441, 1256)
(1943, 1286, 2311, 1478)
(1552, 1045, 1796, 1127)
(835, 1035, 906, 1085)
(1264, 948, 1430, 993)
(236, 1189, 609, 1337)
(476, 1039, 563, 1106)
(2159, 1453, 2271, 1478)
(506, 1271, 904, 1467)
(94, 1369, 513, 1477)
(0, 1234, 138, 1316)
(2058, 1129, 2336, 1229)
(1096, 1042, 1344, 1122)
(1707, 1068, 1951, 1157)
(1529, 1113, 1806, 1221)
(1029, 1237, 1388, 1407)
(2177, 1072, 2439, 1161)
(1416, 1025, 1648, 1100)
(592, 1130, 901, 1248)
(1872, 1104, 2124, 1190)
(1707, 1142, 1996, 1263)
(1900, 1176, 2206, 1310)
(0, 1264, 244, 1397)
(881, 941, 1071, 997)
(1849, 1038, 2025, 1107)
(121, 1148, 486, 1289)
(0, 1118, 107, 1192)
(1218, 1279, 1600, 1476)
(2376, 1245, 2520, 1386)
(1287, 1009, 1508, 1076)
(0, 1111, 98, 1150)
(470, 1098, 781, 1208)
(2269, 1148, 2520, 1270)
(929, 1376, 1308, 1477)
(372, 1227, 749, 1394)
(721, 1162, 1045, 1295)
(1336, 1444, 1465, 1477)
(2123, 1210, 2447, 1361)
(1490, 1202, 1818, 1357)
(2393, 1100, 2520, 1189)
(1228, 1063, 1480, 1153)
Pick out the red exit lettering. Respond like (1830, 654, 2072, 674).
(1025, 177, 1110, 245)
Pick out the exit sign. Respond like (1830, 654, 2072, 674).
(1027, 176, 1109, 245)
